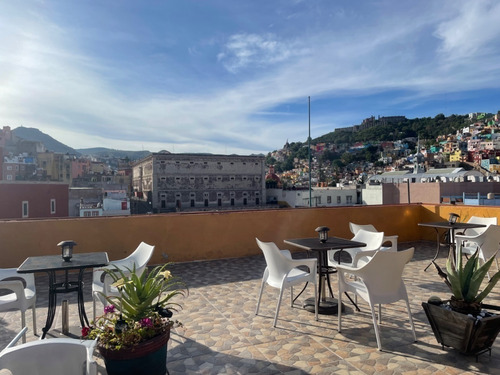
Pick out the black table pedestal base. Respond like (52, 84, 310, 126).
(303, 297, 345, 315)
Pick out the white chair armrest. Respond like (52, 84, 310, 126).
(280, 250, 292, 259)
(455, 233, 482, 241)
(335, 263, 362, 274)
(0, 280, 26, 300)
(328, 248, 361, 265)
(351, 250, 378, 268)
(288, 257, 317, 273)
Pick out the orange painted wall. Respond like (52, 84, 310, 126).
(0, 204, 498, 268)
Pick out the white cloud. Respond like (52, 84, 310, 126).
(434, 0, 500, 62)
(1, 1, 500, 156)
(218, 33, 300, 73)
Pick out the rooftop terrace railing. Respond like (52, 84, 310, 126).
(1, 203, 500, 268)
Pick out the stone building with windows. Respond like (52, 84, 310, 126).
(131, 152, 266, 213)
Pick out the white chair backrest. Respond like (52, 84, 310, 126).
(349, 223, 377, 236)
(356, 248, 414, 302)
(467, 216, 498, 226)
(123, 241, 155, 272)
(0, 340, 93, 375)
(256, 238, 294, 286)
(351, 229, 384, 251)
(471, 224, 500, 261)
(466, 216, 498, 237)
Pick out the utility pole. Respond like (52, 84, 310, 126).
(308, 96, 312, 207)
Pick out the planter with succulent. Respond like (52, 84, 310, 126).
(422, 244, 500, 356)
(83, 264, 186, 375)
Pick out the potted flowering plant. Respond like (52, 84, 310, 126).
(422, 244, 500, 355)
(83, 263, 186, 375)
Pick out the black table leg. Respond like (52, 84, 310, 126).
(78, 268, 89, 327)
(425, 228, 442, 271)
(41, 271, 58, 339)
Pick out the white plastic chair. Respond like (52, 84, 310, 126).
(0, 268, 37, 343)
(455, 224, 500, 273)
(336, 247, 417, 350)
(328, 229, 385, 268)
(255, 238, 318, 327)
(0, 327, 97, 375)
(92, 241, 154, 319)
(349, 222, 398, 252)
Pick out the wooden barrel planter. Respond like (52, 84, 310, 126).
(422, 302, 500, 357)
(98, 329, 170, 375)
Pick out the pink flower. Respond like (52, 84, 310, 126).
(104, 305, 116, 314)
(139, 318, 153, 328)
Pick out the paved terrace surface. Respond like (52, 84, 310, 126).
(1, 241, 500, 374)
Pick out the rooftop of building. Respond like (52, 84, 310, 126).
(1, 240, 499, 374)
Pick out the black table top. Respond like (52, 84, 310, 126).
(284, 237, 366, 252)
(418, 222, 486, 230)
(17, 252, 109, 273)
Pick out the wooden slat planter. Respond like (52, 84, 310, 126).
(422, 302, 500, 355)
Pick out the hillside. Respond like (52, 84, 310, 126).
(77, 148, 151, 161)
(11, 126, 150, 161)
(314, 113, 472, 145)
(12, 126, 79, 155)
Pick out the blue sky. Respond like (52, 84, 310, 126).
(1, 1, 500, 155)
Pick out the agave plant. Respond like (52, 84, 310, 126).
(83, 263, 187, 351)
(104, 263, 186, 321)
(433, 243, 500, 313)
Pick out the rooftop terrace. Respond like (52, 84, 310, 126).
(1, 240, 500, 374)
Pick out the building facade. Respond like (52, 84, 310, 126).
(132, 152, 266, 213)
(0, 182, 69, 219)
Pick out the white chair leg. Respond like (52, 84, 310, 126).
(32, 304, 37, 335)
(369, 304, 382, 350)
(273, 287, 285, 327)
(21, 310, 27, 343)
(255, 281, 265, 315)
(405, 298, 417, 342)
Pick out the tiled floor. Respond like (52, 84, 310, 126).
(1, 241, 500, 374)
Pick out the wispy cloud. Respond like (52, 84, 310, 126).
(217, 33, 301, 73)
(1, 1, 500, 155)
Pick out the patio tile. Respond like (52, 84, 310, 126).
(2, 240, 500, 374)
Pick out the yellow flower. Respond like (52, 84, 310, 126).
(159, 270, 172, 280)
(111, 278, 129, 289)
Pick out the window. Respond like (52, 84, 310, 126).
(50, 199, 56, 214)
(22, 201, 29, 218)
(218, 198, 222, 206)
(317, 196, 321, 204)
(190, 199, 195, 207)
(346, 196, 353, 204)
(231, 198, 235, 206)
(337, 196, 341, 204)
(327, 196, 331, 204)
(204, 199, 208, 207)
(6, 175, 12, 181)
(92, 211, 99, 217)
(84, 211, 91, 217)
(243, 198, 247, 205)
